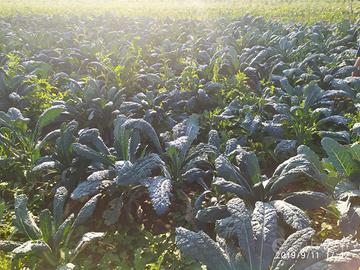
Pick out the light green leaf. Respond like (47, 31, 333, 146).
(53, 214, 74, 247)
(351, 143, 360, 162)
(33, 105, 65, 142)
(321, 137, 357, 176)
(39, 209, 53, 243)
(0, 201, 5, 221)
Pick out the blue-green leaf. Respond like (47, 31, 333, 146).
(251, 201, 278, 270)
(142, 176, 172, 215)
(271, 200, 310, 230)
(53, 187, 68, 228)
(175, 227, 231, 270)
(13, 194, 42, 240)
(72, 194, 100, 228)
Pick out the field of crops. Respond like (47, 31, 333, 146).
(1, 0, 360, 22)
(0, 0, 360, 269)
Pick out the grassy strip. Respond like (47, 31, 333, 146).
(0, 0, 358, 23)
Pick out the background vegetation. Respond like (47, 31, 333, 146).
(0, 0, 359, 23)
(0, 0, 360, 269)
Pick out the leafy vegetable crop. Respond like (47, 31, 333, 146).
(0, 12, 360, 269)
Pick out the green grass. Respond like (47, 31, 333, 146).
(0, 0, 359, 23)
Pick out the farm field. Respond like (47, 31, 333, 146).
(0, 0, 360, 22)
(0, 0, 360, 269)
